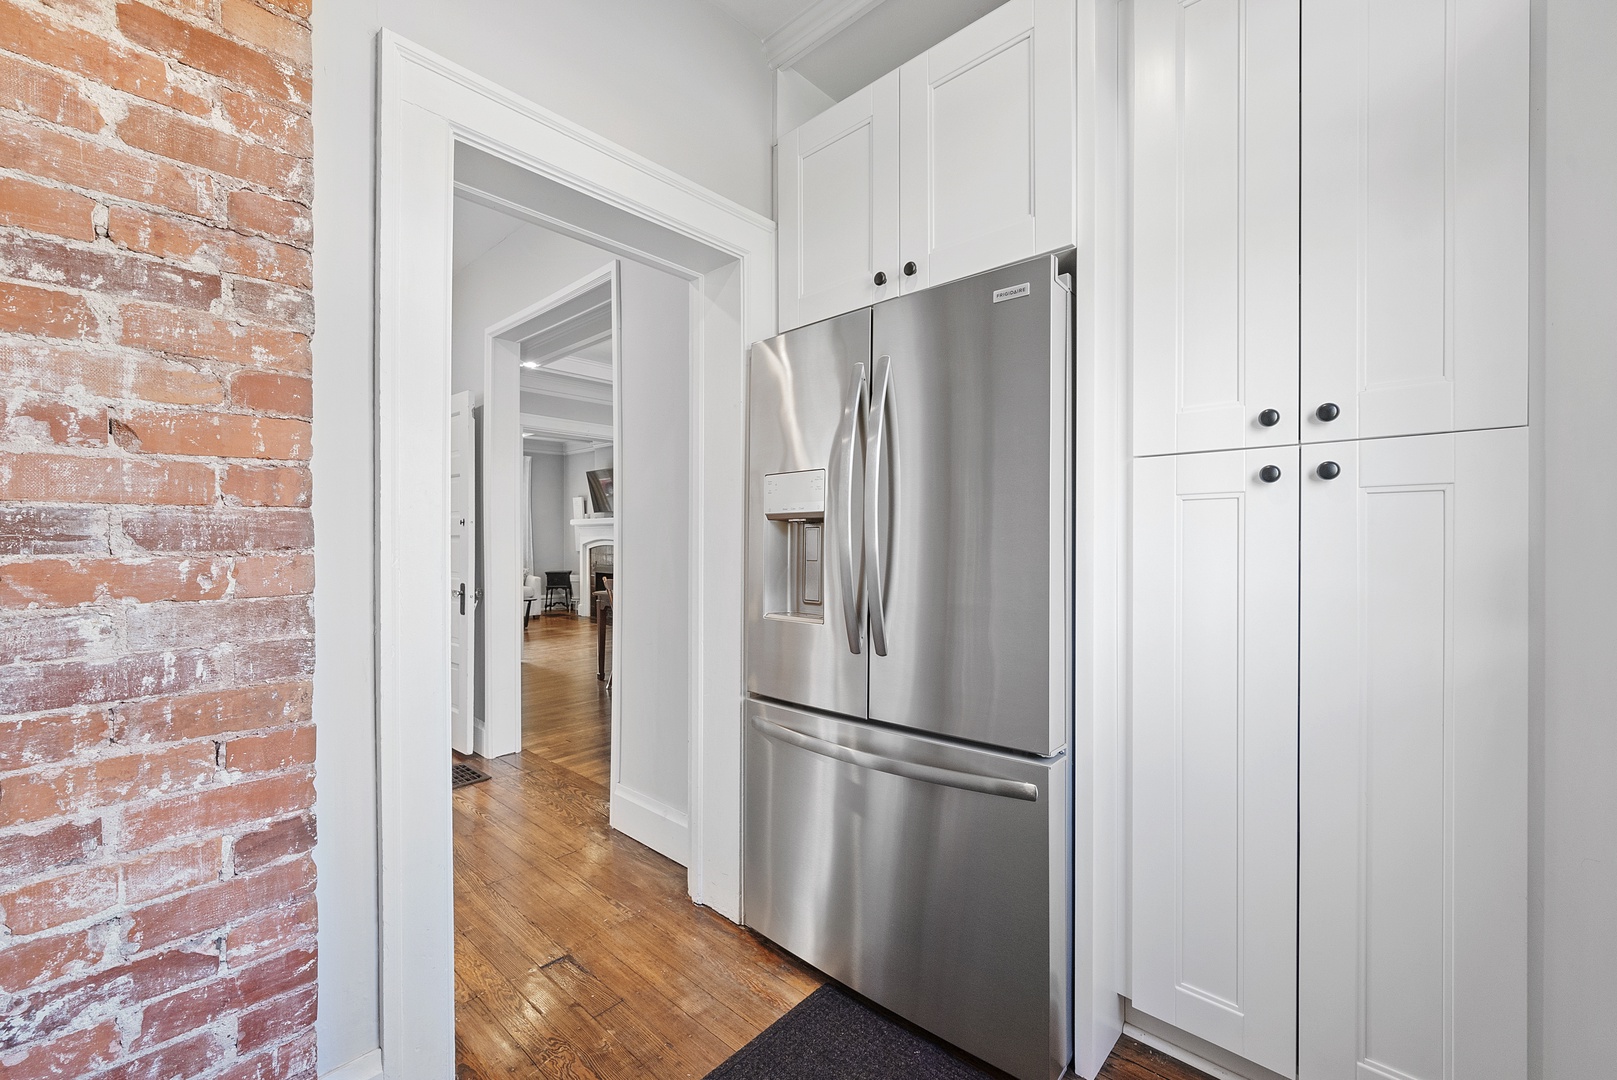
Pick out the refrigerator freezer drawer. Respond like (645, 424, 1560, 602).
(743, 698, 1071, 1080)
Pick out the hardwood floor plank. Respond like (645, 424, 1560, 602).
(456, 609, 1213, 1080)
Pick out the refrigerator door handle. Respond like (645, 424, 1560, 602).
(865, 354, 892, 656)
(836, 362, 866, 655)
(749, 714, 1040, 802)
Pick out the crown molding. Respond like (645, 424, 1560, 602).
(764, 0, 888, 70)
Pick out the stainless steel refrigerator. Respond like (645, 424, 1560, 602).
(743, 252, 1073, 1080)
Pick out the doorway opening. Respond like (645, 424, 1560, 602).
(377, 34, 790, 1074)
(442, 169, 821, 1078)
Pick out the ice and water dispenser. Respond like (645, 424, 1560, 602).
(762, 469, 826, 621)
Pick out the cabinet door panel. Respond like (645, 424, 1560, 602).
(778, 74, 899, 331)
(1301, 0, 1528, 441)
(1299, 428, 1527, 1080)
(1132, 448, 1298, 1077)
(1132, 0, 1300, 456)
(898, 0, 1074, 291)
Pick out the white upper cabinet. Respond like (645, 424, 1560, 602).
(777, 74, 900, 331)
(1299, 427, 1527, 1080)
(775, 0, 1075, 331)
(1301, 0, 1529, 442)
(897, 0, 1074, 293)
(1132, 447, 1300, 1077)
(1132, 0, 1300, 457)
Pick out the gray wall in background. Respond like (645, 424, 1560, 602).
(527, 451, 568, 577)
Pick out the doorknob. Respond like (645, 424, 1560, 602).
(1316, 460, 1341, 480)
(1258, 409, 1281, 427)
(903, 261, 918, 276)
(873, 271, 888, 286)
(1316, 402, 1341, 422)
(1259, 465, 1282, 483)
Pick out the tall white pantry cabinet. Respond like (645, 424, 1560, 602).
(1128, 2, 1529, 1080)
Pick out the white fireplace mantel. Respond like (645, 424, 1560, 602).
(571, 516, 615, 614)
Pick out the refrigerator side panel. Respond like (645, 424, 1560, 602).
(868, 255, 1069, 755)
(743, 698, 1070, 1080)
(746, 310, 872, 718)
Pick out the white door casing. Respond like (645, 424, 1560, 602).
(1131, 0, 1300, 457)
(449, 390, 476, 755)
(376, 31, 773, 1080)
(897, 0, 1076, 293)
(1300, 0, 1529, 442)
(777, 73, 899, 331)
(1299, 427, 1527, 1080)
(1131, 447, 1299, 1077)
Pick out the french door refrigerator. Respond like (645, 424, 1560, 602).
(744, 253, 1073, 1080)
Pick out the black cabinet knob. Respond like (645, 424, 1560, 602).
(1317, 460, 1341, 480)
(903, 261, 918, 276)
(1316, 402, 1340, 422)
(1259, 465, 1282, 484)
(873, 271, 888, 286)
(1258, 408, 1281, 427)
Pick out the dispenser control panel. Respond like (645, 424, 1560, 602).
(763, 469, 826, 519)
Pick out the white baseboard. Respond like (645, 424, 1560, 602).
(610, 785, 689, 865)
(1122, 1008, 1289, 1080)
(319, 1049, 382, 1080)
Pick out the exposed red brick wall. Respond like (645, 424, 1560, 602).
(0, 1, 316, 1077)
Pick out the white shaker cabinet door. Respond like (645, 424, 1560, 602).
(897, 0, 1074, 293)
(1131, 448, 1299, 1078)
(1131, 0, 1300, 456)
(1301, 0, 1529, 442)
(1299, 428, 1527, 1080)
(777, 73, 900, 331)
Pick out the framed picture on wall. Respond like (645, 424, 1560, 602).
(587, 468, 614, 516)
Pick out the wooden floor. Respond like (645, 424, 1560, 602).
(453, 610, 1211, 1080)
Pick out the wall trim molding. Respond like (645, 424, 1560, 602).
(318, 1049, 383, 1080)
(764, 0, 887, 70)
(611, 785, 691, 865)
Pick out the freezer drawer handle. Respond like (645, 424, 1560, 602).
(750, 715, 1039, 802)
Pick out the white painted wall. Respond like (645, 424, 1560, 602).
(526, 450, 568, 577)
(1538, 0, 1617, 1075)
(385, 0, 774, 215)
(311, 2, 772, 1071)
(615, 260, 691, 825)
(450, 220, 619, 399)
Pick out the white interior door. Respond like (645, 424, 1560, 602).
(897, 0, 1073, 292)
(1131, 0, 1300, 456)
(449, 390, 477, 755)
(1300, 0, 1529, 442)
(1299, 427, 1527, 1080)
(777, 73, 899, 331)
(1131, 447, 1300, 1077)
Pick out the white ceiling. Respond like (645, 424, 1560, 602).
(705, 0, 1005, 100)
(706, 0, 819, 40)
(791, 0, 1005, 100)
(452, 197, 526, 271)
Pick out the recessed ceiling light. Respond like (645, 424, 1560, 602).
(520, 361, 540, 369)
(522, 432, 535, 438)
